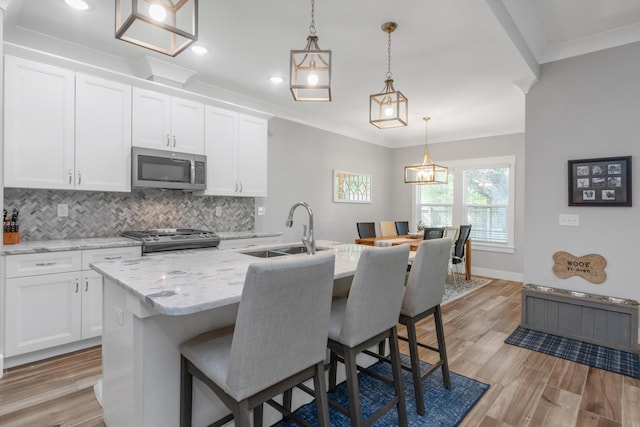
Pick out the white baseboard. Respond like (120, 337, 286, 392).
(472, 267, 524, 283)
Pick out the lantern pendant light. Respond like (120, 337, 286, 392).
(115, 0, 198, 57)
(370, 22, 408, 128)
(290, 0, 332, 101)
(404, 117, 449, 184)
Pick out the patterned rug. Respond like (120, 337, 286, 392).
(272, 356, 489, 427)
(443, 275, 493, 303)
(505, 326, 640, 379)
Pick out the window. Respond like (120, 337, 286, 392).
(413, 156, 516, 252)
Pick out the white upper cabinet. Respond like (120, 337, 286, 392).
(132, 87, 204, 154)
(75, 73, 132, 192)
(4, 56, 132, 192)
(203, 106, 268, 197)
(237, 114, 268, 197)
(4, 56, 75, 189)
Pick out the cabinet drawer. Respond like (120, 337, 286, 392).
(5, 251, 82, 278)
(82, 246, 141, 270)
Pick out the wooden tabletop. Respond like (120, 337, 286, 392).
(354, 234, 472, 280)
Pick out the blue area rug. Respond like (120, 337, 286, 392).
(273, 356, 489, 427)
(505, 326, 640, 379)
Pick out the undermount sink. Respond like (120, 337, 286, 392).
(240, 245, 330, 258)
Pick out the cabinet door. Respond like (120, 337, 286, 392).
(5, 272, 82, 357)
(203, 106, 238, 195)
(76, 74, 132, 192)
(171, 97, 204, 154)
(4, 56, 75, 189)
(237, 114, 268, 197)
(132, 87, 172, 151)
(82, 270, 103, 339)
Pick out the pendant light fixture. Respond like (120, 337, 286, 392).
(115, 0, 198, 57)
(290, 0, 332, 101)
(404, 117, 448, 184)
(370, 22, 408, 129)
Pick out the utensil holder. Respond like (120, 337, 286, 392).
(3, 231, 19, 244)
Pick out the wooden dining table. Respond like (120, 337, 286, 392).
(355, 234, 472, 280)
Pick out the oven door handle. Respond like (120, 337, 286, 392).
(191, 161, 196, 185)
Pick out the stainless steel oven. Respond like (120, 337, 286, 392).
(132, 147, 206, 191)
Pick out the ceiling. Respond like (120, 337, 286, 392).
(3, 0, 640, 148)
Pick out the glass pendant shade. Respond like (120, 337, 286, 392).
(290, 35, 332, 101)
(115, 0, 198, 57)
(370, 78, 408, 128)
(404, 117, 449, 184)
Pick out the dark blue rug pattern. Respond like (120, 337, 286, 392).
(505, 326, 640, 379)
(273, 356, 489, 427)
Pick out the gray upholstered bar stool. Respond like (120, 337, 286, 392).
(179, 253, 336, 427)
(399, 238, 452, 415)
(327, 244, 410, 427)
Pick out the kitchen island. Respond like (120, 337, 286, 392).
(91, 241, 393, 427)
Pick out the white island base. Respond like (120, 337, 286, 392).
(102, 277, 364, 427)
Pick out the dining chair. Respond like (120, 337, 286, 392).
(423, 227, 445, 240)
(179, 253, 336, 427)
(452, 224, 472, 285)
(356, 222, 376, 239)
(327, 244, 410, 427)
(395, 221, 410, 235)
(379, 220, 398, 237)
(398, 238, 452, 415)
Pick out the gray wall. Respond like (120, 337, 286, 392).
(391, 133, 526, 280)
(525, 41, 640, 302)
(255, 117, 395, 244)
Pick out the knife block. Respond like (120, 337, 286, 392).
(3, 231, 19, 244)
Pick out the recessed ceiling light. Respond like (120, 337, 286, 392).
(191, 45, 208, 55)
(270, 76, 284, 84)
(65, 0, 89, 10)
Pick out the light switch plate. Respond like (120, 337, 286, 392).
(257, 206, 265, 216)
(559, 214, 579, 226)
(215, 206, 222, 217)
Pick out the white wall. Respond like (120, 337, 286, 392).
(255, 117, 395, 244)
(391, 133, 526, 281)
(525, 41, 640, 301)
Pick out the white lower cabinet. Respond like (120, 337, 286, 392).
(4, 246, 140, 358)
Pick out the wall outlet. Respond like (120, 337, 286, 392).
(559, 214, 579, 226)
(114, 307, 124, 326)
(257, 206, 265, 216)
(57, 204, 68, 217)
(215, 206, 222, 217)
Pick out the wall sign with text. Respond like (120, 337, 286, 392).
(552, 251, 607, 284)
(568, 156, 632, 206)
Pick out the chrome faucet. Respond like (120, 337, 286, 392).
(285, 202, 315, 255)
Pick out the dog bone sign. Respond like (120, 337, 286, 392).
(552, 251, 607, 284)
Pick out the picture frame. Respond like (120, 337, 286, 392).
(568, 156, 632, 206)
(333, 170, 372, 203)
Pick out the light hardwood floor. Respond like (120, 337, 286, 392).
(0, 279, 638, 426)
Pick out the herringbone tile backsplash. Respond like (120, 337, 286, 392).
(4, 188, 254, 241)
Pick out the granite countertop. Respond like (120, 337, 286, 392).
(91, 240, 405, 316)
(216, 231, 283, 240)
(1, 237, 142, 255)
(1, 231, 282, 255)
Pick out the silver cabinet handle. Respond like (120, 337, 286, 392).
(77, 170, 81, 185)
(68, 170, 73, 184)
(239, 182, 243, 193)
(104, 256, 122, 260)
(35, 261, 56, 267)
(166, 134, 170, 147)
(75, 279, 79, 293)
(235, 182, 238, 192)
(85, 277, 89, 292)
(173, 136, 176, 147)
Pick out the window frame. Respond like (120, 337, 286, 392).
(412, 155, 516, 254)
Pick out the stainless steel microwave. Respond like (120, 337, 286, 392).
(132, 147, 206, 191)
